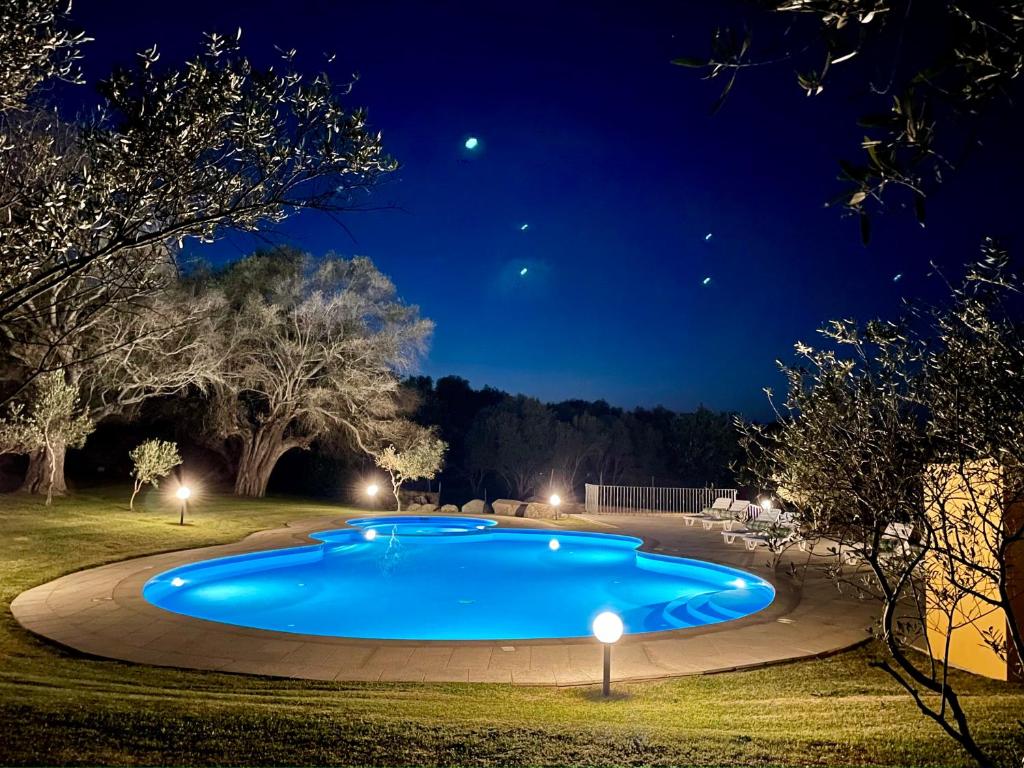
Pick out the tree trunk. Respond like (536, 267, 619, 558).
(233, 426, 294, 497)
(391, 475, 402, 512)
(129, 479, 143, 510)
(21, 442, 67, 497)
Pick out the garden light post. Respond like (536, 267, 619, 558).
(176, 485, 191, 526)
(366, 483, 379, 509)
(549, 493, 561, 520)
(592, 611, 623, 697)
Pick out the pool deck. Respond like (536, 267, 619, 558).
(10, 513, 877, 685)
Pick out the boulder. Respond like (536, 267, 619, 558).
(492, 498, 527, 517)
(418, 503, 439, 513)
(524, 501, 558, 519)
(440, 504, 459, 514)
(461, 498, 494, 515)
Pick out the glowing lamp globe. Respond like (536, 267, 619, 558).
(548, 494, 561, 507)
(760, 497, 772, 512)
(464, 136, 479, 150)
(366, 484, 379, 498)
(592, 611, 624, 644)
(175, 485, 192, 501)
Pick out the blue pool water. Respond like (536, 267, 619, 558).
(143, 516, 775, 640)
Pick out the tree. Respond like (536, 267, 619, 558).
(741, 246, 1024, 766)
(0, 0, 87, 112)
(552, 413, 608, 495)
(465, 396, 555, 499)
(0, 372, 93, 505)
(1, 274, 222, 495)
(128, 438, 182, 511)
(1, 0, 393, 357)
(373, 422, 447, 511)
(203, 251, 431, 497)
(676, 1, 1024, 240)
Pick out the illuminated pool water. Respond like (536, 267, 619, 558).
(143, 516, 775, 640)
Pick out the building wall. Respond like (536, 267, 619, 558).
(924, 461, 1013, 681)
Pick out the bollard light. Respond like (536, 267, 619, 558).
(549, 493, 561, 520)
(592, 611, 624, 697)
(176, 484, 191, 526)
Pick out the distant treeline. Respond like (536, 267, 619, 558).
(403, 375, 746, 504)
(4, 373, 747, 506)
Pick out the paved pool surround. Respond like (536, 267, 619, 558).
(10, 513, 875, 684)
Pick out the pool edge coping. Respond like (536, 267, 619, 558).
(10, 512, 877, 685)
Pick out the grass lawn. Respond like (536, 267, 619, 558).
(1, 488, 1022, 767)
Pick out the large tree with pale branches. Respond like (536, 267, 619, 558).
(1, 268, 223, 495)
(0, 0, 396, 493)
(200, 250, 431, 497)
(0, 0, 393, 333)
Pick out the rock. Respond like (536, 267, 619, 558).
(404, 502, 422, 512)
(418, 503, 439, 513)
(524, 502, 558, 519)
(461, 498, 494, 515)
(492, 498, 527, 517)
(440, 504, 459, 514)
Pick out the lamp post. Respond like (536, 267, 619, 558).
(366, 483, 379, 509)
(176, 485, 191, 526)
(549, 493, 561, 520)
(592, 611, 624, 697)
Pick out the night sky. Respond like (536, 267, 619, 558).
(66, 1, 1024, 418)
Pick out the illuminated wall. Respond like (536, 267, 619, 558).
(924, 461, 1023, 682)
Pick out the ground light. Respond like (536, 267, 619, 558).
(549, 493, 561, 520)
(592, 610, 624, 697)
(175, 484, 191, 526)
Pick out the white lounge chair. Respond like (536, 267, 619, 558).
(719, 508, 797, 549)
(683, 496, 731, 527)
(842, 523, 914, 564)
(701, 499, 752, 530)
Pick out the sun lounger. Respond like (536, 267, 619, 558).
(842, 522, 914, 564)
(701, 499, 752, 530)
(720, 508, 797, 549)
(683, 496, 731, 527)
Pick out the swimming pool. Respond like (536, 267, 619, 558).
(143, 516, 774, 641)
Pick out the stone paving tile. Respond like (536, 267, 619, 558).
(378, 667, 426, 682)
(406, 645, 455, 671)
(512, 668, 558, 684)
(447, 646, 492, 669)
(365, 646, 416, 666)
(282, 643, 375, 667)
(467, 669, 513, 683)
(418, 666, 470, 683)
(334, 666, 384, 682)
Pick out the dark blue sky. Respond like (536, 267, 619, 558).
(69, 1, 1023, 418)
